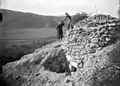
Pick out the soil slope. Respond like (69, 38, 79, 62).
(1, 14, 120, 86)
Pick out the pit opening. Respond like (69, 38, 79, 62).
(42, 49, 77, 73)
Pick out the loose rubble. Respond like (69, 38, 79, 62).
(1, 14, 120, 86)
(62, 14, 120, 86)
(63, 14, 120, 65)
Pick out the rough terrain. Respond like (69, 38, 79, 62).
(1, 14, 120, 86)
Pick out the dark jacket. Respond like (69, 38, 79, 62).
(56, 22, 64, 33)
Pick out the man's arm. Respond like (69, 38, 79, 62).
(63, 16, 67, 21)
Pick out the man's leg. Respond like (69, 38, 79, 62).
(61, 32, 63, 40)
(59, 34, 61, 41)
(67, 20, 72, 30)
(58, 30, 62, 40)
(59, 34, 61, 40)
(70, 23, 73, 29)
(57, 30, 59, 39)
(67, 22, 70, 30)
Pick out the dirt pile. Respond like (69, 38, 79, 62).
(1, 14, 120, 86)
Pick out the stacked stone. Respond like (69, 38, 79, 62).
(76, 14, 118, 28)
(63, 14, 120, 64)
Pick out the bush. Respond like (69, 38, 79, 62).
(72, 12, 89, 25)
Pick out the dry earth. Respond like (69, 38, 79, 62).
(1, 14, 120, 86)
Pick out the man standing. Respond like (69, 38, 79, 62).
(56, 21, 65, 41)
(64, 12, 73, 30)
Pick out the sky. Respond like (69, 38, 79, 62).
(0, 0, 119, 17)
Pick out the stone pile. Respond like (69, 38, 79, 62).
(2, 14, 120, 86)
(76, 14, 118, 28)
(64, 14, 120, 65)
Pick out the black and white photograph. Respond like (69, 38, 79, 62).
(0, 0, 120, 86)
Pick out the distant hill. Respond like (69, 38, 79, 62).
(0, 9, 64, 29)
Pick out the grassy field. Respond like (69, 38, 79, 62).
(0, 28, 57, 48)
(0, 28, 58, 65)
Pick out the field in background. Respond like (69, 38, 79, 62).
(0, 28, 58, 65)
(0, 28, 57, 48)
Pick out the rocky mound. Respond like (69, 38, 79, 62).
(64, 14, 120, 61)
(1, 14, 120, 86)
(63, 14, 120, 86)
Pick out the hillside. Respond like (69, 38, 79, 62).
(1, 14, 120, 86)
(0, 9, 63, 29)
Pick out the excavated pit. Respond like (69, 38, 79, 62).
(40, 48, 76, 73)
(41, 49, 67, 73)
